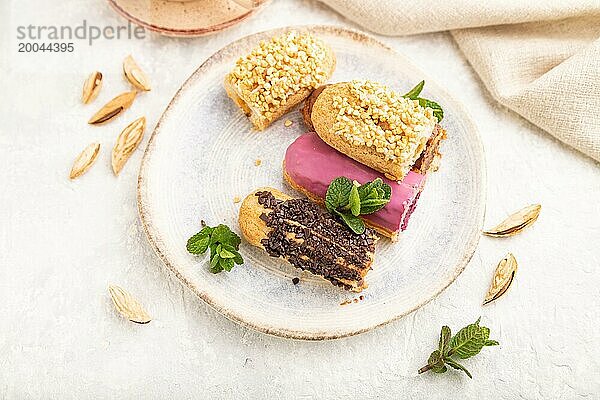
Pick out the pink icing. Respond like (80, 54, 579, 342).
(284, 132, 426, 234)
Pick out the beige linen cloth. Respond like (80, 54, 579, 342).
(319, 0, 600, 161)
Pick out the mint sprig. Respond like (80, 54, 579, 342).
(418, 318, 499, 379)
(403, 80, 444, 122)
(325, 177, 392, 234)
(186, 223, 243, 273)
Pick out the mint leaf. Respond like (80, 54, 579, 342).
(403, 80, 424, 99)
(449, 317, 494, 359)
(418, 98, 444, 122)
(358, 178, 391, 214)
(219, 248, 236, 259)
(209, 252, 221, 273)
(232, 250, 244, 265)
(325, 177, 353, 212)
(210, 224, 241, 248)
(418, 318, 498, 378)
(187, 223, 243, 273)
(432, 364, 447, 374)
(428, 350, 447, 373)
(337, 211, 365, 234)
(186, 233, 211, 255)
(186, 226, 214, 254)
(445, 359, 472, 379)
(357, 178, 387, 199)
(380, 181, 392, 199)
(402, 81, 444, 122)
(219, 258, 235, 272)
(326, 177, 392, 233)
(349, 184, 361, 216)
(439, 326, 451, 355)
(359, 198, 390, 214)
(210, 264, 223, 274)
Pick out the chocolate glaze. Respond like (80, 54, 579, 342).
(255, 191, 375, 288)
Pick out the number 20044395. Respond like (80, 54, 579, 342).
(18, 42, 74, 53)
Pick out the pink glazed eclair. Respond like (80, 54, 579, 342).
(283, 128, 445, 241)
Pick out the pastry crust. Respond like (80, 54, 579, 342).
(239, 187, 289, 247)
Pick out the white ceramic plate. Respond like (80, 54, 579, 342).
(138, 26, 485, 340)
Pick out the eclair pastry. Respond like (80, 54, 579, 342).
(296, 81, 447, 239)
(239, 188, 377, 291)
(304, 81, 438, 181)
(283, 128, 444, 240)
(224, 31, 335, 130)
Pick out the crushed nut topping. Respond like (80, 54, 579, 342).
(332, 80, 437, 179)
(228, 31, 330, 117)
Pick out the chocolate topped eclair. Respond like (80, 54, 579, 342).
(239, 188, 377, 292)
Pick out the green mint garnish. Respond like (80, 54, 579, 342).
(403, 80, 444, 122)
(324, 176, 353, 211)
(349, 184, 361, 216)
(325, 177, 392, 234)
(186, 223, 243, 273)
(403, 80, 425, 99)
(336, 210, 365, 233)
(418, 317, 499, 379)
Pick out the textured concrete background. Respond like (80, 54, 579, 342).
(1, 0, 599, 398)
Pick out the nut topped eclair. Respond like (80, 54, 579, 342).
(224, 31, 335, 130)
(239, 188, 377, 292)
(305, 80, 438, 181)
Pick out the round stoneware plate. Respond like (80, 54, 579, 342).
(107, 0, 269, 37)
(138, 26, 486, 340)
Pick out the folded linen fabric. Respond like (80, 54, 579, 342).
(318, 0, 600, 161)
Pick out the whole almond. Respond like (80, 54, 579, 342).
(88, 91, 137, 125)
(123, 55, 151, 91)
(69, 142, 101, 179)
(112, 116, 146, 175)
(82, 71, 103, 104)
